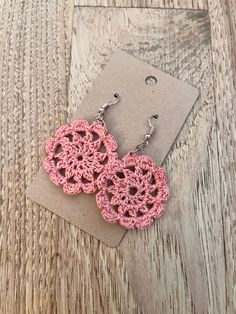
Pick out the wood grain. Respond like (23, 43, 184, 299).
(0, 0, 74, 313)
(74, 0, 208, 10)
(0, 0, 235, 313)
(208, 1, 236, 313)
(69, 7, 224, 314)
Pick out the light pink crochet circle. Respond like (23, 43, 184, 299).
(96, 153, 169, 229)
(43, 120, 118, 195)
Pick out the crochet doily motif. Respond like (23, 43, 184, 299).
(43, 120, 118, 195)
(96, 153, 169, 229)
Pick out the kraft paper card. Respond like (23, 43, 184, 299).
(26, 51, 199, 247)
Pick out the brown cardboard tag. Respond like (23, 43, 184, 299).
(26, 52, 199, 247)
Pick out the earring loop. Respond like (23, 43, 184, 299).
(132, 114, 159, 153)
(95, 93, 121, 124)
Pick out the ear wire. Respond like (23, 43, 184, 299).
(95, 93, 121, 124)
(132, 114, 159, 153)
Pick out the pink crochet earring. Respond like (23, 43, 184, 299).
(43, 94, 120, 195)
(96, 114, 169, 229)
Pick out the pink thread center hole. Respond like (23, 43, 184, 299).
(137, 211, 143, 217)
(146, 203, 154, 209)
(107, 192, 113, 201)
(59, 168, 65, 177)
(54, 157, 60, 165)
(99, 143, 106, 153)
(94, 172, 99, 179)
(77, 131, 86, 138)
(100, 156, 108, 165)
(67, 177, 77, 184)
(124, 211, 131, 217)
(129, 187, 137, 196)
(126, 165, 135, 172)
(81, 176, 90, 184)
(55, 144, 63, 153)
(107, 179, 114, 187)
(116, 172, 125, 179)
(142, 169, 148, 175)
(113, 205, 119, 213)
(92, 132, 99, 141)
(150, 189, 158, 197)
(150, 175, 156, 185)
(66, 134, 73, 142)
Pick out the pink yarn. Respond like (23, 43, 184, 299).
(43, 120, 118, 195)
(96, 153, 169, 229)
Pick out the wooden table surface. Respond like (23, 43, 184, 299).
(0, 1, 235, 313)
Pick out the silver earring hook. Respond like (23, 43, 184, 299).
(132, 114, 159, 153)
(95, 93, 121, 124)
